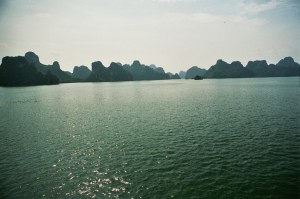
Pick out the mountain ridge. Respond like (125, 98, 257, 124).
(0, 51, 299, 87)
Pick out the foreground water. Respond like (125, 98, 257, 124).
(0, 77, 299, 198)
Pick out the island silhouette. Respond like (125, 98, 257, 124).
(0, 51, 299, 86)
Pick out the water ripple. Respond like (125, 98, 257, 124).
(0, 78, 299, 198)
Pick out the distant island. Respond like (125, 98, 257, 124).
(0, 51, 299, 86)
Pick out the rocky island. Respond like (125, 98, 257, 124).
(0, 52, 299, 87)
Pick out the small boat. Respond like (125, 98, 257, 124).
(194, 75, 203, 80)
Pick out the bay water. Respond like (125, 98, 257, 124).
(0, 77, 299, 198)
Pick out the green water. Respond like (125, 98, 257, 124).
(0, 77, 299, 198)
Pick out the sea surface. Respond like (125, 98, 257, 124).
(0, 77, 299, 199)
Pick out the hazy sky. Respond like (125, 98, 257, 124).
(0, 0, 299, 73)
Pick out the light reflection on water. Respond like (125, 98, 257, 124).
(0, 78, 299, 198)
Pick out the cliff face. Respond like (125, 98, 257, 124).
(25, 52, 76, 83)
(108, 62, 133, 81)
(178, 71, 186, 79)
(25, 51, 48, 74)
(167, 72, 181, 79)
(86, 61, 133, 82)
(274, 57, 299, 77)
(86, 61, 109, 82)
(245, 60, 271, 77)
(245, 57, 299, 77)
(205, 60, 254, 78)
(72, 66, 91, 80)
(0, 56, 59, 86)
(48, 61, 76, 83)
(185, 66, 206, 79)
(124, 60, 170, 80)
(171, 73, 181, 79)
(204, 57, 299, 79)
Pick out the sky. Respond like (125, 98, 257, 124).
(0, 0, 299, 73)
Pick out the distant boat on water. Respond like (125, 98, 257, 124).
(194, 75, 203, 80)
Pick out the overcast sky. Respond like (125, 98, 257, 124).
(0, 0, 299, 73)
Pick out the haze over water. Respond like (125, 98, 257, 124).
(0, 77, 299, 198)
